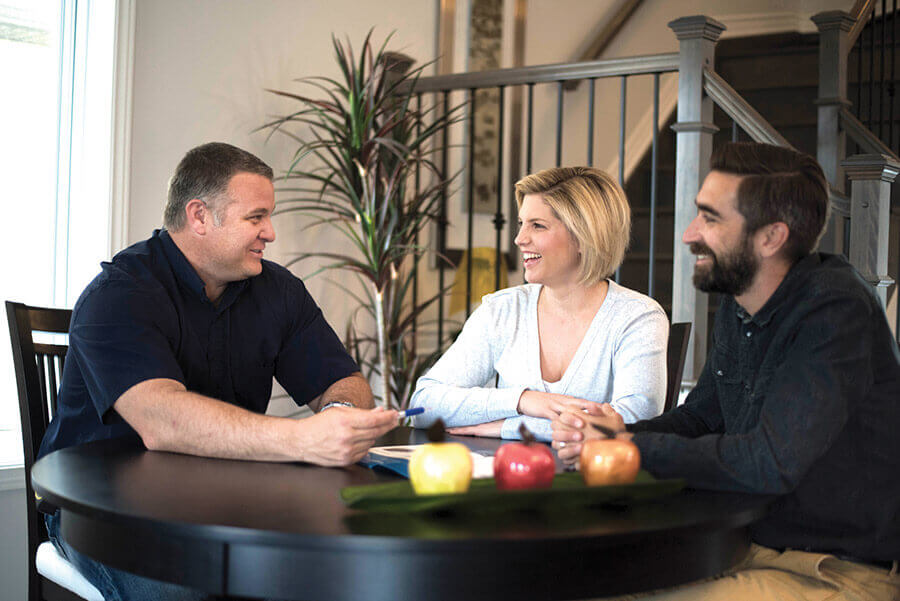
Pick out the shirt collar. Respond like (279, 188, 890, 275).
(735, 253, 822, 327)
(156, 229, 248, 309)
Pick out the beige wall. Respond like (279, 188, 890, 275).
(126, 1, 438, 408)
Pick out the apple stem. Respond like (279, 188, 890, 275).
(427, 419, 447, 443)
(518, 423, 537, 445)
(591, 423, 620, 439)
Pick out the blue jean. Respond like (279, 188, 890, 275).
(45, 512, 208, 601)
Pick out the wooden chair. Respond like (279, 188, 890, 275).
(664, 322, 692, 413)
(6, 301, 103, 601)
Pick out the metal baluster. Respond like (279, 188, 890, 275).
(616, 75, 627, 283)
(649, 72, 660, 299)
(495, 85, 507, 290)
(587, 78, 596, 165)
(438, 90, 450, 349)
(732, 120, 739, 142)
(857, 27, 864, 122)
(526, 83, 534, 173)
(892, 0, 897, 151)
(466, 88, 476, 316)
(412, 93, 422, 352)
(882, 0, 887, 139)
(870, 11, 876, 129)
(555, 81, 564, 167)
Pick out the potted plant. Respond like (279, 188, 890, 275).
(260, 32, 462, 409)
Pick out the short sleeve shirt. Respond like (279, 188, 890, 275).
(39, 229, 359, 457)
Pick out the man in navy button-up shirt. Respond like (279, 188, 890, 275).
(41, 142, 399, 467)
(40, 143, 402, 601)
(553, 143, 899, 600)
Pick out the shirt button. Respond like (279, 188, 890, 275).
(716, 370, 724, 376)
(746, 331, 752, 337)
(744, 384, 751, 391)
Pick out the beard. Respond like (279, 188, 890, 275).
(690, 233, 759, 296)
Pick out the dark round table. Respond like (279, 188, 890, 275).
(31, 430, 772, 600)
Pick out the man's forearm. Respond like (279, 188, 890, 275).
(115, 378, 306, 462)
(312, 372, 374, 411)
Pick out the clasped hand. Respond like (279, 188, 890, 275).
(551, 403, 629, 465)
(446, 391, 597, 438)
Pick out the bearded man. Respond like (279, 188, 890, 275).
(553, 142, 900, 600)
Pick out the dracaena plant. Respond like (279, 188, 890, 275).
(260, 31, 463, 409)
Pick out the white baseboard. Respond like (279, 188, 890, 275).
(0, 466, 25, 492)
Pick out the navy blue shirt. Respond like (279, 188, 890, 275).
(630, 253, 900, 561)
(39, 229, 359, 458)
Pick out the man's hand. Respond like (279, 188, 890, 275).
(447, 420, 504, 438)
(551, 404, 626, 465)
(296, 406, 399, 467)
(517, 390, 595, 420)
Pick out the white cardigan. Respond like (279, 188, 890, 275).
(409, 281, 669, 441)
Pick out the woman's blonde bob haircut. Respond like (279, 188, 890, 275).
(515, 166, 630, 286)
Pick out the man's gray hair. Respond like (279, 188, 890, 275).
(164, 142, 273, 230)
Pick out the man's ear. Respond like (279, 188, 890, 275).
(755, 222, 790, 259)
(183, 199, 209, 235)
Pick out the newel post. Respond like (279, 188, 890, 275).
(842, 154, 899, 311)
(668, 15, 725, 384)
(812, 10, 854, 254)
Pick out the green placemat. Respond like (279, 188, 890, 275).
(341, 471, 685, 514)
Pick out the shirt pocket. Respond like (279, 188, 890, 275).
(711, 345, 745, 424)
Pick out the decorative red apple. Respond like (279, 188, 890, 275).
(579, 423, 640, 486)
(493, 424, 556, 490)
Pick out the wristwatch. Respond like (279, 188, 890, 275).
(320, 401, 354, 411)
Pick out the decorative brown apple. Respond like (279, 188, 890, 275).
(579, 424, 640, 486)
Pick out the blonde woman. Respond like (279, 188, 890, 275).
(409, 167, 668, 440)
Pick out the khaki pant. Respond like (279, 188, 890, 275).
(607, 544, 900, 601)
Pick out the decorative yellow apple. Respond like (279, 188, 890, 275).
(408, 420, 473, 495)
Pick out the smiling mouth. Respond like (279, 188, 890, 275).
(522, 252, 542, 266)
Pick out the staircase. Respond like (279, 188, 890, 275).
(620, 32, 828, 345)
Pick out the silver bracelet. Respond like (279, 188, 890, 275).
(320, 401, 354, 412)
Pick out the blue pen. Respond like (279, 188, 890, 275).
(398, 407, 424, 419)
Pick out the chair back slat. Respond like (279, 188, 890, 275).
(5, 301, 72, 601)
(46, 355, 59, 414)
(35, 354, 49, 426)
(664, 322, 692, 413)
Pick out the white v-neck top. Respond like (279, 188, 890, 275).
(409, 281, 668, 441)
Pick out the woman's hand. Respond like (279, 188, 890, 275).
(447, 420, 504, 438)
(517, 390, 596, 420)
(551, 403, 626, 465)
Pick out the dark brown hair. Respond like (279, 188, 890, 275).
(164, 142, 273, 230)
(710, 142, 829, 262)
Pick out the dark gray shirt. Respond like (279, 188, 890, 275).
(630, 253, 900, 562)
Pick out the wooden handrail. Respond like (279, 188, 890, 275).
(407, 52, 678, 93)
(703, 68, 792, 147)
(848, 0, 877, 48)
(840, 107, 900, 160)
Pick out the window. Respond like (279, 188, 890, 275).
(0, 0, 117, 468)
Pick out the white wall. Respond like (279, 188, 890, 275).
(0, 484, 27, 601)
